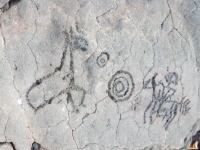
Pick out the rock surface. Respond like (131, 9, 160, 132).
(0, 0, 199, 149)
(0, 143, 14, 150)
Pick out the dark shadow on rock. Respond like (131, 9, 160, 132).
(0, 0, 21, 13)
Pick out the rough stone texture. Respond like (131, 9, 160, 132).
(0, 143, 14, 150)
(0, 143, 15, 150)
(0, 0, 199, 149)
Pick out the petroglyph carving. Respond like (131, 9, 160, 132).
(26, 25, 88, 113)
(143, 72, 190, 130)
(108, 70, 135, 102)
(96, 52, 109, 68)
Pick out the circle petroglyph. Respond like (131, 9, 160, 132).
(96, 52, 109, 68)
(108, 70, 134, 102)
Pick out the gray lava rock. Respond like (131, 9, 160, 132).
(0, 0, 9, 8)
(0, 0, 199, 149)
(0, 143, 14, 150)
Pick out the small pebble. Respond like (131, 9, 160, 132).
(31, 142, 40, 150)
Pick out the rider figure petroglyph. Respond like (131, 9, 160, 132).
(143, 72, 190, 130)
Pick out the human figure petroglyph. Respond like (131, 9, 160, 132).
(26, 25, 88, 113)
(143, 72, 190, 130)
